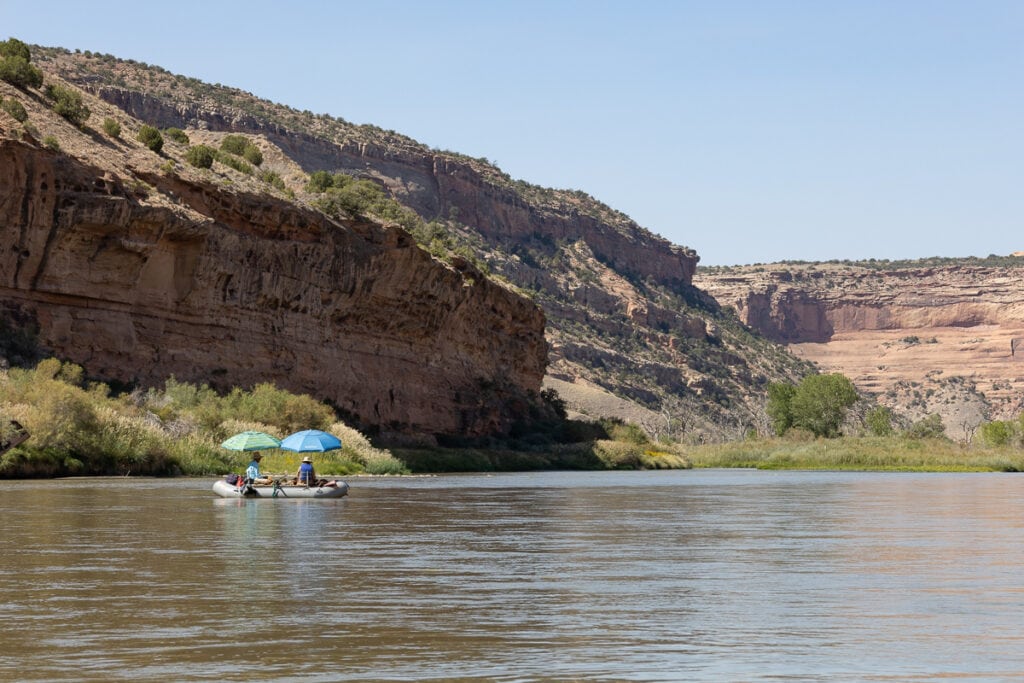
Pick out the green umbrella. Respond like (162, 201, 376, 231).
(221, 430, 281, 451)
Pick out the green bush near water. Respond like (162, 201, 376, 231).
(767, 373, 858, 438)
(5, 358, 1024, 478)
(0, 359, 405, 478)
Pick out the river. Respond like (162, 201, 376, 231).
(1, 470, 1022, 681)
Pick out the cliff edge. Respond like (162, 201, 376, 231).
(696, 260, 1024, 435)
(0, 78, 547, 442)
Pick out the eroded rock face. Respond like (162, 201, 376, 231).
(696, 264, 1024, 343)
(87, 86, 700, 290)
(696, 262, 1024, 424)
(0, 140, 547, 441)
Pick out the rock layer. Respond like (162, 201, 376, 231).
(697, 264, 1024, 343)
(88, 85, 700, 290)
(696, 262, 1024, 424)
(0, 139, 547, 441)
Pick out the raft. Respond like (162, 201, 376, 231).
(212, 478, 349, 499)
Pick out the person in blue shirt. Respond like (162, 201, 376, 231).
(245, 452, 266, 484)
(296, 455, 317, 486)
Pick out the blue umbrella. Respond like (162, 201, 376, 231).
(280, 429, 342, 453)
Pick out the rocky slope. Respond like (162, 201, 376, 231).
(21, 47, 815, 441)
(696, 260, 1024, 437)
(0, 75, 547, 443)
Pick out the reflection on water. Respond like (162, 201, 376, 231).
(1, 471, 1022, 681)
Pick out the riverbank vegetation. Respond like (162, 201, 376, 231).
(0, 357, 688, 478)
(396, 420, 690, 473)
(0, 358, 406, 478)
(686, 433, 1024, 472)
(2, 356, 1024, 477)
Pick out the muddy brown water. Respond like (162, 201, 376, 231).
(2, 470, 1023, 681)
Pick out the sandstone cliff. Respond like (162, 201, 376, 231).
(0, 95, 547, 441)
(696, 260, 1024, 434)
(25, 47, 820, 441)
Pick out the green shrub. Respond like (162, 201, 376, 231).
(0, 57, 43, 89)
(217, 134, 264, 167)
(312, 176, 409, 223)
(259, 170, 286, 191)
(866, 405, 894, 436)
(42, 135, 60, 151)
(593, 439, 647, 468)
(905, 413, 947, 440)
(979, 420, 1015, 447)
(102, 117, 121, 138)
(766, 382, 797, 435)
(306, 170, 334, 193)
(162, 381, 334, 435)
(242, 143, 263, 166)
(0, 39, 43, 89)
(228, 383, 336, 434)
(164, 127, 189, 144)
(0, 38, 31, 61)
(1, 97, 27, 122)
(137, 124, 163, 153)
(768, 373, 858, 438)
(45, 84, 90, 127)
(0, 360, 99, 465)
(215, 150, 252, 174)
(220, 134, 248, 155)
(603, 419, 650, 445)
(186, 144, 216, 168)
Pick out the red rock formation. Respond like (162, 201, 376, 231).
(0, 140, 548, 441)
(696, 262, 1024, 424)
(697, 265, 1024, 343)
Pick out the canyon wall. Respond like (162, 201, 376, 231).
(86, 85, 700, 290)
(696, 262, 1024, 428)
(0, 139, 548, 441)
(23, 50, 814, 441)
(697, 264, 1024, 343)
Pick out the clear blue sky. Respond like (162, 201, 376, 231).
(3, 1, 1021, 265)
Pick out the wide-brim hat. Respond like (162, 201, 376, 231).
(301, 456, 312, 463)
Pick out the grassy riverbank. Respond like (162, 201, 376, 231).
(387, 437, 1024, 474)
(685, 436, 1024, 472)
(3, 359, 1023, 477)
(0, 358, 689, 478)
(0, 359, 407, 478)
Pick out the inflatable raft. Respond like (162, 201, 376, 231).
(212, 478, 349, 499)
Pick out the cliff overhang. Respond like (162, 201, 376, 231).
(0, 139, 548, 441)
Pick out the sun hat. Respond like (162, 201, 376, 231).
(301, 456, 312, 463)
